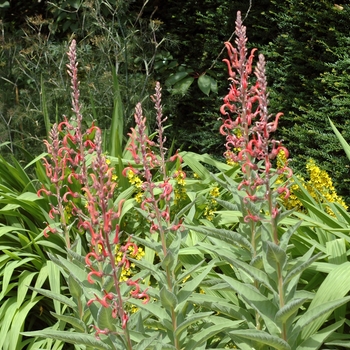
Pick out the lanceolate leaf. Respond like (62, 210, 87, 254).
(265, 241, 287, 270)
(220, 274, 278, 320)
(128, 298, 171, 327)
(329, 118, 350, 161)
(184, 319, 244, 350)
(204, 246, 275, 293)
(97, 305, 116, 332)
(109, 68, 124, 157)
(186, 225, 253, 254)
(176, 262, 214, 308)
(279, 221, 302, 251)
(296, 320, 344, 350)
(51, 312, 87, 332)
(135, 334, 160, 350)
(291, 296, 350, 347)
(160, 286, 178, 310)
(275, 298, 310, 324)
(284, 251, 323, 285)
(175, 312, 213, 338)
(299, 262, 350, 343)
(189, 292, 254, 324)
(229, 329, 291, 350)
(28, 287, 77, 309)
(21, 330, 111, 350)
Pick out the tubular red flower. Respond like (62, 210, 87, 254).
(85, 252, 100, 267)
(37, 187, 52, 197)
(87, 270, 104, 284)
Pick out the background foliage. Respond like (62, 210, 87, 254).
(2, 1, 350, 203)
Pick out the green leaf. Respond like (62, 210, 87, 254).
(0, 258, 34, 300)
(67, 0, 81, 10)
(292, 297, 350, 347)
(175, 311, 213, 338)
(109, 68, 124, 156)
(48, 260, 63, 314)
(229, 329, 291, 350)
(296, 320, 344, 350)
(186, 225, 253, 254)
(165, 71, 189, 86)
(128, 298, 172, 327)
(51, 312, 87, 332)
(135, 334, 159, 350)
(326, 238, 347, 265)
(17, 270, 37, 307)
(0, 225, 28, 237)
(329, 118, 350, 161)
(205, 246, 274, 292)
(0, 298, 17, 349)
(21, 330, 111, 350)
(177, 262, 214, 308)
(48, 253, 88, 283)
(220, 274, 279, 334)
(0, 1, 10, 8)
(68, 273, 83, 300)
(28, 287, 77, 309)
(97, 305, 116, 332)
(172, 76, 195, 96)
(189, 292, 253, 323)
(275, 298, 310, 324)
(161, 250, 176, 270)
(299, 262, 350, 343)
(182, 152, 212, 183)
(279, 221, 302, 251)
(210, 77, 218, 93)
(184, 318, 244, 350)
(198, 74, 212, 95)
(284, 251, 323, 285)
(265, 241, 287, 269)
(160, 286, 178, 310)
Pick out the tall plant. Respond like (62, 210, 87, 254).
(188, 11, 350, 349)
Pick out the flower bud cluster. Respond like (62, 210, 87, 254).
(125, 83, 185, 236)
(220, 11, 292, 224)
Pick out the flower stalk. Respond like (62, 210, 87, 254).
(126, 82, 184, 350)
(220, 11, 292, 338)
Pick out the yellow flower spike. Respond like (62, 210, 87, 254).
(283, 159, 347, 214)
(277, 149, 287, 169)
(209, 186, 220, 197)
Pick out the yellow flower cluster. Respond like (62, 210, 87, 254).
(115, 245, 145, 282)
(277, 148, 288, 169)
(174, 170, 187, 205)
(127, 169, 144, 203)
(305, 159, 347, 213)
(204, 186, 220, 221)
(127, 170, 143, 188)
(278, 157, 347, 215)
